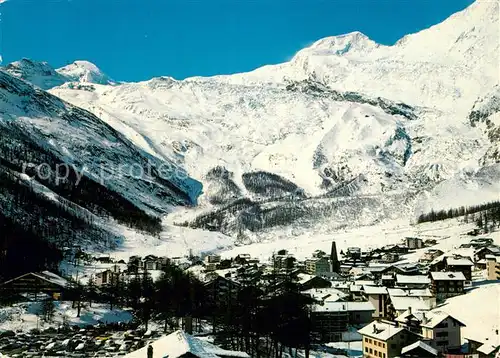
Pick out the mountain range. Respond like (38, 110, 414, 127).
(0, 0, 498, 259)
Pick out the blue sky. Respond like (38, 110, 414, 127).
(1, 0, 474, 81)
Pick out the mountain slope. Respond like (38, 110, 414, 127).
(0, 70, 203, 270)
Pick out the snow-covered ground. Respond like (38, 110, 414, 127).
(219, 218, 499, 262)
(82, 215, 498, 267)
(436, 281, 500, 347)
(0, 301, 132, 332)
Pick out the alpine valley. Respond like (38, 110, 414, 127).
(1, 0, 499, 266)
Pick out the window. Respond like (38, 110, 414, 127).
(382, 343, 385, 348)
(436, 331, 449, 338)
(369, 348, 373, 354)
(365, 338, 368, 343)
(365, 347, 368, 353)
(450, 287, 455, 292)
(383, 354, 386, 358)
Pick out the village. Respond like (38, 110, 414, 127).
(0, 221, 499, 358)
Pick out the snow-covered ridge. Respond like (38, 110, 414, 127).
(3, 58, 114, 90)
(212, 0, 499, 114)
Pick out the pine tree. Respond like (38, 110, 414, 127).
(41, 300, 56, 322)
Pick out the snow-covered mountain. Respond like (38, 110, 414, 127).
(2, 0, 499, 247)
(0, 69, 202, 266)
(217, 0, 499, 115)
(4, 59, 115, 90)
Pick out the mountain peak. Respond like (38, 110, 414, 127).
(3, 58, 68, 90)
(57, 60, 115, 86)
(298, 31, 379, 58)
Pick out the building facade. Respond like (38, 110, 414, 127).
(430, 272, 466, 300)
(359, 321, 419, 358)
(486, 255, 500, 280)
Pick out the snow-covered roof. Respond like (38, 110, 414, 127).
(477, 343, 499, 355)
(388, 288, 433, 297)
(390, 296, 434, 312)
(355, 280, 376, 286)
(311, 301, 375, 313)
(358, 321, 404, 341)
(401, 341, 438, 356)
(485, 255, 500, 262)
(422, 311, 465, 328)
(37, 271, 71, 288)
(122, 330, 250, 358)
(446, 257, 474, 266)
(0, 271, 72, 289)
(363, 285, 388, 295)
(366, 265, 392, 273)
(297, 273, 316, 284)
(303, 288, 347, 302)
(395, 310, 465, 328)
(430, 271, 466, 281)
(396, 275, 430, 285)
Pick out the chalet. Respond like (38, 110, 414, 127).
(233, 254, 252, 265)
(143, 255, 164, 271)
(469, 238, 494, 248)
(94, 265, 123, 287)
(386, 288, 436, 318)
(381, 252, 400, 263)
(429, 271, 466, 300)
(445, 256, 474, 281)
(359, 320, 419, 358)
(346, 247, 362, 260)
(204, 275, 240, 307)
(395, 309, 465, 353)
(365, 264, 393, 280)
(474, 245, 500, 261)
(310, 301, 375, 342)
(419, 249, 444, 264)
(405, 237, 424, 250)
(204, 254, 221, 264)
(393, 263, 421, 276)
(0, 271, 73, 302)
(122, 330, 250, 358)
(381, 244, 410, 255)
